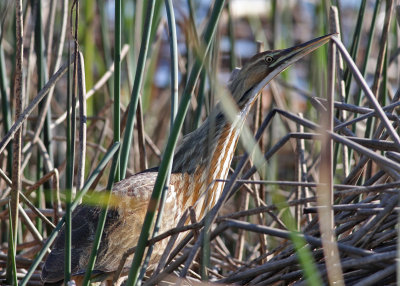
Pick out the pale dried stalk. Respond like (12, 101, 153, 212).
(76, 52, 87, 190)
(315, 7, 344, 286)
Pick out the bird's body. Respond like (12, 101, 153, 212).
(42, 105, 245, 284)
(41, 34, 332, 285)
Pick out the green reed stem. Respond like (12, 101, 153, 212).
(135, 1, 179, 283)
(355, 0, 380, 106)
(125, 1, 226, 285)
(120, 0, 156, 178)
(82, 145, 120, 286)
(114, 0, 121, 181)
(81, 2, 123, 281)
(0, 44, 12, 174)
(344, 0, 367, 97)
(35, 0, 52, 235)
(380, 46, 388, 107)
(65, 35, 73, 286)
(345, 0, 380, 169)
(83, 0, 95, 116)
(165, 1, 178, 126)
(8, 206, 18, 286)
(65, 1, 80, 281)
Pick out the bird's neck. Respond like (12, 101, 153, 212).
(172, 66, 260, 176)
(172, 104, 249, 174)
(171, 100, 255, 217)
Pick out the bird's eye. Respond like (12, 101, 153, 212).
(264, 56, 274, 63)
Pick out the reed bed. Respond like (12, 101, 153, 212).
(0, 0, 399, 285)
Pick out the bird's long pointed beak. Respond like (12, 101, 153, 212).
(253, 33, 333, 94)
(270, 33, 334, 69)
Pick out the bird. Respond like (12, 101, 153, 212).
(41, 34, 332, 285)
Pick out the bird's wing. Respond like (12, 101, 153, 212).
(112, 170, 157, 200)
(41, 205, 105, 283)
(41, 171, 159, 283)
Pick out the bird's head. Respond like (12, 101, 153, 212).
(228, 34, 333, 109)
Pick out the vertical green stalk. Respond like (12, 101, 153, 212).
(125, 1, 226, 285)
(65, 39, 72, 286)
(364, 0, 393, 141)
(136, 0, 178, 283)
(7, 5, 17, 103)
(211, 32, 220, 105)
(8, 206, 18, 286)
(128, 0, 142, 79)
(0, 31, 12, 251)
(114, 0, 121, 181)
(149, 1, 163, 47)
(35, 0, 52, 235)
(310, 2, 328, 100)
(0, 43, 12, 177)
(184, 0, 197, 95)
(65, 1, 80, 282)
(380, 46, 388, 107)
(165, 0, 178, 124)
(139, 1, 164, 111)
(344, 0, 367, 97)
(355, 0, 380, 105)
(347, 0, 380, 168)
(120, 0, 156, 178)
(83, 0, 95, 115)
(82, 146, 120, 286)
(35, 0, 51, 153)
(35, 0, 44, 236)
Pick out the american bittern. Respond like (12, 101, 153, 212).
(41, 34, 332, 285)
